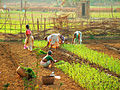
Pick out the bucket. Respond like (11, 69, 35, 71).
(16, 66, 27, 77)
(42, 76, 55, 85)
(55, 76, 61, 79)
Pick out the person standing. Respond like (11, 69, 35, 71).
(24, 25, 34, 52)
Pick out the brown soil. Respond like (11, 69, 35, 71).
(105, 43, 120, 49)
(0, 42, 84, 90)
(85, 42, 120, 60)
(0, 39, 120, 89)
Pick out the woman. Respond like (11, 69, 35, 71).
(45, 33, 60, 49)
(24, 25, 34, 52)
(45, 33, 65, 49)
(72, 31, 82, 44)
(40, 50, 56, 68)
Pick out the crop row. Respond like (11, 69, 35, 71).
(61, 44, 120, 74)
(32, 40, 120, 89)
(34, 40, 47, 48)
(55, 61, 120, 90)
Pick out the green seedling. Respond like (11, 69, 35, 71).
(3, 83, 10, 90)
(56, 61, 120, 90)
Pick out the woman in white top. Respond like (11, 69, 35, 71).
(45, 33, 64, 49)
(72, 31, 82, 44)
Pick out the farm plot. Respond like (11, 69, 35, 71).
(33, 40, 120, 90)
(56, 62, 120, 90)
(85, 43, 120, 59)
(0, 41, 84, 90)
(0, 38, 120, 89)
(61, 44, 120, 74)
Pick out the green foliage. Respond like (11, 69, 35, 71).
(21, 67, 36, 78)
(61, 44, 120, 74)
(23, 77, 36, 89)
(89, 35, 95, 39)
(33, 47, 47, 55)
(56, 61, 120, 90)
(55, 60, 65, 65)
(3, 83, 10, 90)
(39, 50, 47, 54)
(20, 67, 37, 89)
(34, 40, 47, 48)
(3, 83, 10, 87)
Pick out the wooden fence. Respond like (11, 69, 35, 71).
(0, 12, 120, 40)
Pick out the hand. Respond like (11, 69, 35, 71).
(54, 60, 57, 62)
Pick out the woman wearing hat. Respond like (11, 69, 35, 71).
(40, 50, 57, 68)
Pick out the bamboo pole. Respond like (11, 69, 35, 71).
(53, 18, 55, 29)
(5, 11, 7, 34)
(40, 14, 42, 31)
(49, 18, 50, 26)
(19, 13, 22, 33)
(111, 5, 114, 18)
(15, 24, 16, 34)
(25, 1, 27, 25)
(31, 12, 35, 34)
(37, 18, 39, 32)
(8, 13, 12, 33)
(44, 18, 46, 37)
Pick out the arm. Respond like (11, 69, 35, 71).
(47, 41, 50, 47)
(72, 36, 75, 44)
(78, 35, 80, 44)
(46, 36, 50, 47)
(49, 56, 55, 63)
(32, 36, 34, 48)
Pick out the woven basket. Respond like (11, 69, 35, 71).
(16, 66, 27, 77)
(42, 76, 55, 85)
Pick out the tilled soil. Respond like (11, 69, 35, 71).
(0, 42, 84, 90)
(0, 39, 120, 89)
(85, 43, 120, 59)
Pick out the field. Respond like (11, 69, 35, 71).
(0, 6, 120, 90)
(0, 11, 120, 34)
(0, 38, 120, 89)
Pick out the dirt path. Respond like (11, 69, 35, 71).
(0, 42, 84, 90)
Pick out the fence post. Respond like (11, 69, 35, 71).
(53, 18, 55, 29)
(8, 13, 12, 34)
(19, 13, 22, 33)
(81, 21, 83, 27)
(44, 18, 46, 37)
(15, 24, 16, 34)
(31, 13, 35, 34)
(5, 11, 7, 34)
(40, 14, 42, 31)
(37, 18, 39, 32)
